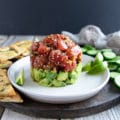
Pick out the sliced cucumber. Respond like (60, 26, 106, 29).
(110, 72, 120, 81)
(84, 45, 95, 50)
(116, 59, 120, 65)
(101, 49, 112, 53)
(86, 50, 98, 56)
(117, 68, 120, 73)
(114, 76, 120, 88)
(108, 63, 118, 71)
(108, 56, 120, 63)
(103, 51, 116, 60)
(81, 47, 87, 53)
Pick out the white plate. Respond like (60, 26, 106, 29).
(8, 55, 110, 104)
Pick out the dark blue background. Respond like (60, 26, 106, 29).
(0, 0, 120, 34)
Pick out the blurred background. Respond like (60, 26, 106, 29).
(0, 0, 120, 34)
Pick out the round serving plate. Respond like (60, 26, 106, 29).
(8, 55, 109, 104)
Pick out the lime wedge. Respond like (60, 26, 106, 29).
(87, 61, 108, 74)
(82, 62, 91, 72)
(94, 52, 103, 64)
(16, 70, 24, 86)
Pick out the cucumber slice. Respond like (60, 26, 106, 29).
(108, 56, 120, 63)
(81, 48, 87, 53)
(16, 70, 24, 86)
(108, 63, 118, 71)
(117, 68, 120, 73)
(103, 51, 116, 60)
(114, 76, 120, 88)
(86, 50, 98, 56)
(84, 45, 95, 50)
(101, 49, 112, 53)
(110, 72, 120, 81)
(116, 59, 120, 65)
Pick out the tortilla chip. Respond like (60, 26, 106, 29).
(0, 60, 12, 69)
(0, 69, 23, 103)
(13, 40, 31, 46)
(10, 40, 32, 57)
(0, 91, 23, 103)
(0, 50, 18, 60)
(0, 69, 7, 76)
(0, 69, 16, 97)
(15, 55, 24, 59)
(0, 47, 10, 52)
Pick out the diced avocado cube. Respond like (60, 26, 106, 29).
(33, 69, 40, 82)
(66, 79, 76, 84)
(46, 71, 57, 81)
(69, 71, 78, 80)
(31, 68, 45, 81)
(39, 69, 45, 79)
(52, 80, 66, 87)
(57, 72, 68, 81)
(38, 78, 49, 87)
(76, 62, 82, 73)
(44, 70, 49, 74)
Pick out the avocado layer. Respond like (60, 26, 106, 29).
(31, 62, 82, 87)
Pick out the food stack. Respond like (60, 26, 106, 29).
(30, 34, 82, 87)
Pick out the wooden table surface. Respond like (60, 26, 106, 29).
(0, 35, 120, 120)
